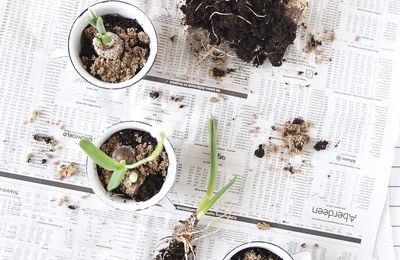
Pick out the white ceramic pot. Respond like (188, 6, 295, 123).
(86, 121, 176, 211)
(68, 0, 157, 89)
(223, 241, 312, 260)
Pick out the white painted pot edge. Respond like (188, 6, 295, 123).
(86, 121, 177, 211)
(68, 0, 158, 89)
(222, 241, 312, 260)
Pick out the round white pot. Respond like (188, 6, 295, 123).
(223, 241, 311, 260)
(86, 121, 176, 211)
(68, 0, 157, 89)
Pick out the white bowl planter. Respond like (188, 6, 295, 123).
(68, 1, 157, 89)
(223, 241, 311, 260)
(86, 121, 176, 211)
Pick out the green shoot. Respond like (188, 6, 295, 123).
(195, 116, 236, 219)
(79, 139, 121, 171)
(87, 8, 114, 47)
(79, 132, 166, 191)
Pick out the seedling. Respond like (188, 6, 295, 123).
(79, 132, 166, 191)
(88, 8, 114, 47)
(155, 116, 236, 260)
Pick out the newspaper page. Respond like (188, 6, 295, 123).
(0, 0, 400, 259)
(390, 135, 400, 259)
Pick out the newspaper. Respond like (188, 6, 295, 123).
(0, 0, 399, 259)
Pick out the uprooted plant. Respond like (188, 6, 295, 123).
(181, 0, 308, 67)
(154, 116, 236, 260)
(79, 132, 166, 192)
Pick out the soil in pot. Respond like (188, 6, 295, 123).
(181, 0, 307, 67)
(80, 14, 150, 83)
(97, 129, 169, 201)
(231, 247, 283, 260)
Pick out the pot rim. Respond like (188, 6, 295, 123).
(68, 0, 158, 90)
(85, 120, 177, 211)
(222, 241, 294, 260)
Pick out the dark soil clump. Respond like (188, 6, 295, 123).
(314, 140, 328, 151)
(209, 67, 235, 78)
(97, 129, 169, 202)
(254, 144, 265, 158)
(155, 240, 189, 260)
(231, 247, 283, 260)
(181, 0, 306, 66)
(80, 14, 150, 83)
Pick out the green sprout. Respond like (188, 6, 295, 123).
(195, 116, 237, 219)
(88, 8, 114, 47)
(79, 132, 166, 191)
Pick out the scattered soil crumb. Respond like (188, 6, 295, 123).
(179, 104, 185, 109)
(249, 127, 260, 134)
(254, 144, 265, 158)
(170, 95, 184, 102)
(208, 67, 235, 79)
(81, 194, 90, 199)
(301, 23, 308, 29)
(33, 134, 57, 146)
(314, 140, 329, 151)
(209, 96, 219, 103)
(314, 243, 319, 248)
(256, 222, 270, 230)
(283, 164, 300, 175)
(41, 159, 47, 164)
(57, 195, 68, 206)
(56, 120, 65, 130)
(149, 90, 160, 99)
(276, 118, 312, 155)
(217, 93, 227, 101)
(24, 109, 40, 124)
(169, 35, 177, 42)
(58, 163, 77, 180)
(301, 243, 307, 248)
(334, 141, 341, 148)
(305, 34, 322, 53)
(298, 71, 304, 75)
(324, 29, 336, 42)
(266, 142, 278, 153)
(53, 160, 61, 165)
(26, 153, 33, 163)
(354, 36, 361, 42)
(67, 205, 77, 210)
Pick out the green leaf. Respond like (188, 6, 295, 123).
(197, 116, 218, 212)
(79, 139, 119, 171)
(88, 8, 98, 27)
(207, 116, 217, 196)
(99, 34, 114, 46)
(196, 176, 237, 218)
(107, 167, 127, 191)
(96, 16, 107, 35)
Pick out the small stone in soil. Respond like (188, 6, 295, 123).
(149, 91, 160, 99)
(254, 144, 265, 158)
(314, 140, 329, 151)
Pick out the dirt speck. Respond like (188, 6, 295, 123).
(256, 222, 270, 230)
(254, 144, 265, 158)
(314, 140, 329, 151)
(57, 196, 68, 206)
(33, 134, 57, 146)
(149, 90, 160, 99)
(58, 163, 77, 180)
